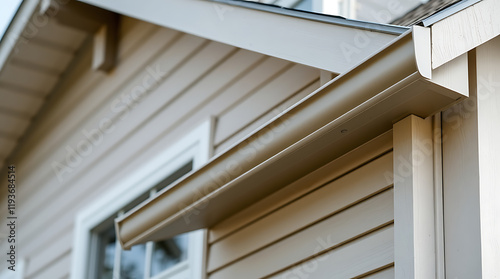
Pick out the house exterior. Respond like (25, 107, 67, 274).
(0, 0, 499, 278)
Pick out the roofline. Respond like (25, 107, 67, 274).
(421, 0, 482, 27)
(430, 0, 499, 68)
(79, 0, 403, 74)
(0, 1, 23, 45)
(209, 0, 408, 35)
(0, 0, 39, 78)
(115, 26, 469, 249)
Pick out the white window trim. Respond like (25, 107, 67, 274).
(71, 119, 213, 279)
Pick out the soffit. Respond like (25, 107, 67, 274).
(0, 0, 88, 169)
(79, 0, 406, 74)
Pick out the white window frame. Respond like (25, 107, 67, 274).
(71, 119, 213, 279)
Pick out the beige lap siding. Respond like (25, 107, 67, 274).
(2, 15, 320, 278)
(208, 132, 394, 279)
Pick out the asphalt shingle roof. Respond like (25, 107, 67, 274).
(391, 0, 464, 26)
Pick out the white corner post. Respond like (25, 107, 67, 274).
(393, 115, 437, 278)
(475, 35, 500, 279)
(442, 36, 500, 278)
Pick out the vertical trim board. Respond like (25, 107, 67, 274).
(476, 36, 500, 278)
(393, 115, 436, 278)
(442, 52, 482, 278)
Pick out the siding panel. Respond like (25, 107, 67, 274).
(363, 267, 395, 278)
(208, 152, 393, 272)
(7, 16, 321, 277)
(214, 79, 320, 154)
(18, 26, 178, 198)
(26, 252, 71, 279)
(214, 64, 319, 146)
(208, 134, 394, 278)
(19, 37, 232, 255)
(208, 190, 394, 278)
(269, 226, 395, 279)
(209, 132, 393, 243)
(25, 230, 73, 277)
(17, 31, 196, 247)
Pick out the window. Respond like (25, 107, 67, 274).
(71, 120, 212, 279)
(91, 161, 193, 279)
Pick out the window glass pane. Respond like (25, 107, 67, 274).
(156, 160, 193, 193)
(150, 233, 189, 276)
(96, 227, 116, 279)
(120, 244, 147, 279)
(93, 160, 194, 279)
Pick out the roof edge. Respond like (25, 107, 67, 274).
(210, 0, 408, 35)
(422, 0, 482, 27)
(430, 0, 500, 68)
(0, 0, 39, 77)
(115, 26, 467, 249)
(79, 0, 403, 74)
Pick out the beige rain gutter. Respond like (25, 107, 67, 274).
(116, 26, 468, 249)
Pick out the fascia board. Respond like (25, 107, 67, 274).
(78, 0, 402, 75)
(210, 0, 407, 35)
(431, 0, 500, 69)
(115, 26, 468, 250)
(421, 0, 482, 27)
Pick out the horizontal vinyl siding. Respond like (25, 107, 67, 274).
(207, 133, 394, 279)
(363, 266, 395, 278)
(214, 63, 320, 150)
(209, 192, 394, 279)
(214, 79, 320, 154)
(27, 252, 71, 279)
(268, 225, 394, 279)
(0, 16, 320, 277)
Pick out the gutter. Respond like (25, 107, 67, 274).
(116, 26, 468, 250)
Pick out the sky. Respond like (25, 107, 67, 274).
(0, 0, 23, 41)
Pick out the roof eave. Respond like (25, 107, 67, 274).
(430, 0, 500, 68)
(0, 0, 39, 77)
(115, 25, 469, 249)
(78, 0, 406, 75)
